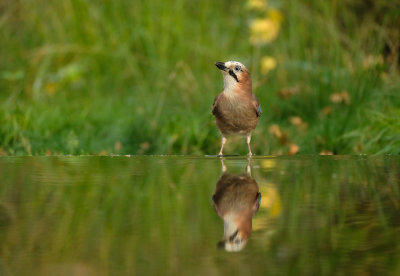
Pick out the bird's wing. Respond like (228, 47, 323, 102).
(252, 94, 262, 117)
(212, 93, 223, 115)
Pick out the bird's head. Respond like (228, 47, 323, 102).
(213, 169, 261, 252)
(217, 193, 261, 252)
(218, 233, 248, 252)
(215, 61, 252, 92)
(217, 219, 251, 252)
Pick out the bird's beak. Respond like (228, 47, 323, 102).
(215, 61, 227, 71)
(217, 240, 225, 249)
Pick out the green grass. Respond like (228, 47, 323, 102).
(0, 0, 399, 155)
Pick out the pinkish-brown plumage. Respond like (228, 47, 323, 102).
(212, 159, 261, 251)
(212, 61, 261, 156)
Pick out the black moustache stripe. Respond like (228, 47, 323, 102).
(229, 70, 239, 82)
(229, 229, 239, 241)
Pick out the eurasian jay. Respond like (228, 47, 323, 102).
(212, 159, 261, 252)
(213, 61, 261, 156)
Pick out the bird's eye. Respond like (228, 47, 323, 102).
(234, 66, 241, 72)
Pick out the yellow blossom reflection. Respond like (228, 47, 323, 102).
(253, 182, 282, 231)
(261, 159, 276, 170)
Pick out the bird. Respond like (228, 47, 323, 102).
(212, 158, 261, 252)
(212, 61, 261, 156)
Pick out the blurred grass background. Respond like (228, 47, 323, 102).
(0, 0, 399, 155)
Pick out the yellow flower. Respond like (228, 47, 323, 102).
(260, 56, 277, 74)
(268, 8, 283, 23)
(247, 0, 267, 10)
(250, 18, 280, 45)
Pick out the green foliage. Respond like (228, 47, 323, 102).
(0, 0, 399, 155)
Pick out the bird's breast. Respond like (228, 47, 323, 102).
(214, 92, 259, 135)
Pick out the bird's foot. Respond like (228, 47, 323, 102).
(220, 159, 227, 173)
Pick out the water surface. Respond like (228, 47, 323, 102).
(0, 156, 399, 275)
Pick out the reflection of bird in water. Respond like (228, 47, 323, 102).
(212, 159, 261, 252)
(212, 61, 261, 156)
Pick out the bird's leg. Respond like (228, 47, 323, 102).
(246, 134, 253, 156)
(246, 157, 251, 176)
(218, 136, 227, 156)
(220, 158, 227, 173)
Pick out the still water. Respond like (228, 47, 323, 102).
(0, 156, 399, 275)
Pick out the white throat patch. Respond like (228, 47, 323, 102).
(223, 73, 238, 93)
(222, 61, 245, 94)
